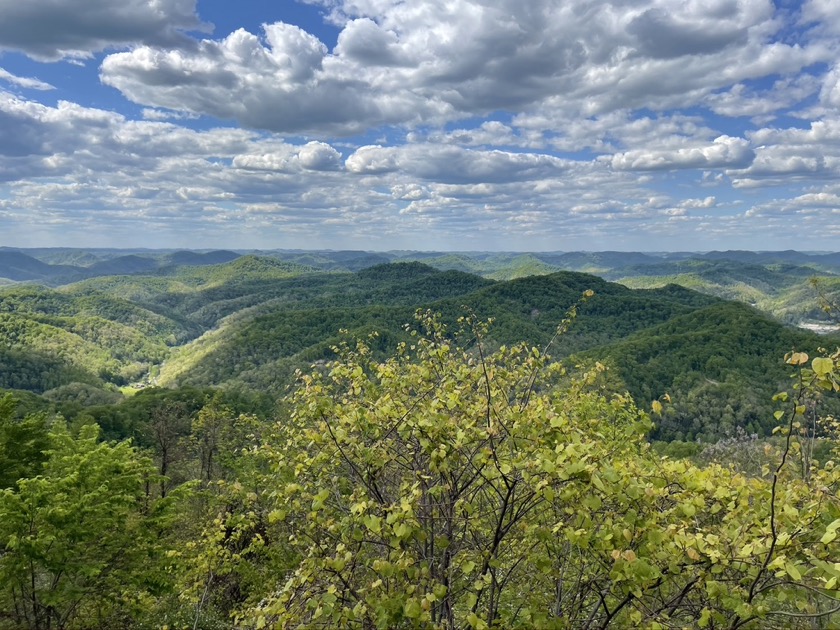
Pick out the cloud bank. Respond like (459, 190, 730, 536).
(0, 0, 839, 250)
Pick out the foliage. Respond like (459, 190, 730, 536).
(584, 301, 834, 441)
(0, 422, 173, 629)
(176, 313, 840, 628)
(0, 284, 184, 391)
(616, 260, 840, 326)
(0, 393, 49, 489)
(2, 258, 837, 446)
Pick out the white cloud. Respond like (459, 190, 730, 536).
(297, 142, 343, 171)
(346, 144, 568, 183)
(801, 0, 840, 35)
(680, 196, 717, 209)
(610, 136, 754, 171)
(790, 192, 840, 207)
(232, 141, 343, 172)
(408, 121, 532, 149)
(0, 0, 209, 61)
(344, 145, 399, 174)
(141, 108, 197, 121)
(101, 23, 451, 135)
(97, 0, 830, 135)
(0, 91, 679, 249)
(4, 0, 840, 250)
(743, 191, 840, 226)
(0, 68, 54, 91)
(727, 117, 840, 186)
(819, 64, 840, 108)
(749, 118, 840, 147)
(706, 75, 822, 121)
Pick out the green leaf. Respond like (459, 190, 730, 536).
(785, 562, 802, 581)
(363, 514, 382, 534)
(812, 357, 834, 376)
(403, 598, 422, 619)
(821, 519, 840, 544)
(466, 612, 488, 629)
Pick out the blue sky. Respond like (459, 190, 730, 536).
(0, 0, 839, 251)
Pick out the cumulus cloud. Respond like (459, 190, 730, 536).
(627, 6, 748, 60)
(801, 0, 840, 35)
(743, 192, 840, 230)
(97, 0, 829, 135)
(297, 142, 343, 171)
(790, 192, 840, 206)
(0, 0, 209, 61)
(707, 75, 822, 121)
(680, 196, 717, 210)
(233, 141, 342, 172)
(610, 136, 754, 171)
(0, 91, 674, 250)
(346, 144, 568, 184)
(100, 22, 452, 135)
(725, 117, 840, 187)
(5, 0, 840, 249)
(408, 121, 531, 149)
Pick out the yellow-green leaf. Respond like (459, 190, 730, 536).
(785, 562, 802, 581)
(404, 598, 422, 619)
(813, 357, 834, 376)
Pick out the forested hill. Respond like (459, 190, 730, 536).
(4, 248, 840, 328)
(0, 256, 836, 442)
(0, 248, 242, 284)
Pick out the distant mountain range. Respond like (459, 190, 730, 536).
(0, 249, 241, 283)
(2, 253, 839, 442)
(3, 247, 839, 329)
(3, 247, 840, 284)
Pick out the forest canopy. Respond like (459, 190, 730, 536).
(2, 310, 839, 628)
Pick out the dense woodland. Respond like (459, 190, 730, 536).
(1, 249, 840, 628)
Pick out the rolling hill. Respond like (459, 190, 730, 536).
(1, 252, 837, 442)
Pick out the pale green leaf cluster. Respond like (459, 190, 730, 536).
(201, 312, 840, 629)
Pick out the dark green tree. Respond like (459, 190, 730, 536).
(0, 423, 170, 629)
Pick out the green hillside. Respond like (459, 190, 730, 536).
(0, 284, 191, 393)
(581, 300, 832, 440)
(4, 252, 840, 630)
(1, 255, 836, 444)
(139, 263, 834, 443)
(615, 260, 839, 325)
(157, 267, 704, 394)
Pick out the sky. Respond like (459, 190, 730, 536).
(0, 0, 839, 251)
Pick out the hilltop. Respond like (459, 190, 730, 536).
(1, 253, 837, 441)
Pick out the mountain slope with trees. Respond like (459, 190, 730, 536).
(2, 253, 840, 627)
(0, 256, 836, 443)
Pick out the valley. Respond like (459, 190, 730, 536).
(1, 248, 838, 443)
(3, 248, 840, 628)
